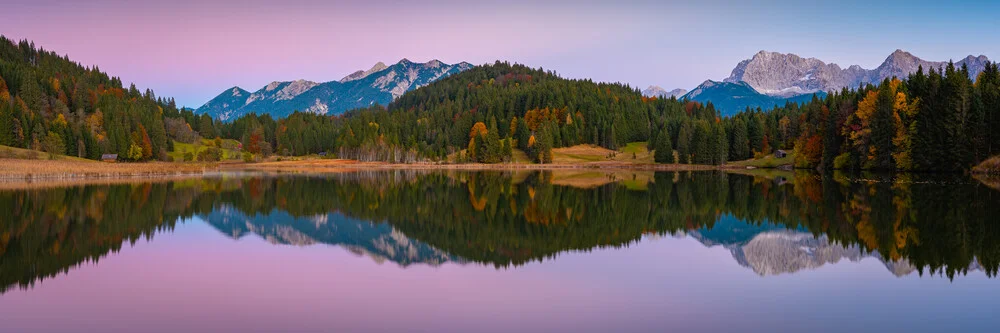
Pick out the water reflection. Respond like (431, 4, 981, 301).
(203, 206, 460, 266)
(2, 170, 999, 294)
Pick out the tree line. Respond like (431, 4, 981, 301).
(4, 36, 999, 171)
(219, 61, 1000, 171)
(0, 36, 227, 161)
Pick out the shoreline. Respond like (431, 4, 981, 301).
(4, 157, 996, 190)
(0, 157, 730, 188)
(228, 159, 729, 173)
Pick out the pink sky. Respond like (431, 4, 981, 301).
(2, 0, 997, 108)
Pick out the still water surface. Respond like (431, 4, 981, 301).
(1, 170, 998, 332)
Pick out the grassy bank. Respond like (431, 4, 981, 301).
(1, 145, 216, 183)
(973, 156, 1000, 175)
(168, 138, 243, 161)
(727, 149, 796, 168)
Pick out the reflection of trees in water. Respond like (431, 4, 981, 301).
(0, 183, 203, 293)
(2, 170, 999, 293)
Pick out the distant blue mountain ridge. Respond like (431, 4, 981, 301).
(682, 80, 824, 116)
(197, 59, 472, 121)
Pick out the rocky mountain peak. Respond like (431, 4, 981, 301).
(230, 87, 246, 97)
(725, 49, 990, 97)
(641, 85, 688, 99)
(880, 49, 921, 69)
(198, 59, 473, 121)
(264, 81, 283, 91)
(340, 61, 390, 83)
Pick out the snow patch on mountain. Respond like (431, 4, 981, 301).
(305, 98, 329, 115)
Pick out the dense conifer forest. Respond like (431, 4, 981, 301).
(3, 36, 999, 171)
(0, 36, 218, 161)
(220, 61, 1000, 171)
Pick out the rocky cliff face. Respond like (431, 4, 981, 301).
(724, 50, 990, 97)
(196, 59, 473, 121)
(642, 85, 687, 98)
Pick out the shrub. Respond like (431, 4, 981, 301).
(833, 152, 852, 170)
(197, 147, 222, 162)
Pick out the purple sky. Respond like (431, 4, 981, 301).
(2, 0, 998, 108)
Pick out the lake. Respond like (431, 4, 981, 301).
(1, 170, 998, 332)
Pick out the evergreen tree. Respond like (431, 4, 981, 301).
(870, 78, 896, 170)
(729, 118, 750, 161)
(653, 126, 673, 164)
(676, 122, 692, 164)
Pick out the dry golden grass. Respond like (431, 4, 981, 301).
(230, 158, 374, 174)
(0, 158, 215, 180)
(549, 169, 655, 189)
(973, 173, 1000, 191)
(0, 176, 194, 191)
(0, 144, 92, 162)
(0, 140, 731, 190)
(973, 155, 1000, 175)
(551, 144, 616, 164)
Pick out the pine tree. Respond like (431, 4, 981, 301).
(870, 78, 896, 170)
(653, 126, 673, 163)
(676, 122, 692, 164)
(691, 121, 712, 164)
(747, 116, 763, 154)
(713, 122, 728, 165)
(980, 62, 1000, 157)
(729, 118, 750, 161)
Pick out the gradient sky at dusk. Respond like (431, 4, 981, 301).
(3, 0, 998, 108)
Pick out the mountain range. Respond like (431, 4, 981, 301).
(202, 205, 462, 267)
(725, 49, 990, 97)
(641, 85, 687, 99)
(197, 50, 991, 120)
(678, 49, 990, 115)
(682, 80, 823, 115)
(196, 59, 472, 121)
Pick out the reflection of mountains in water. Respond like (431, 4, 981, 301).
(202, 205, 463, 267)
(688, 215, 982, 277)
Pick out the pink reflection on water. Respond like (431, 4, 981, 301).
(0, 218, 698, 333)
(2, 217, 998, 333)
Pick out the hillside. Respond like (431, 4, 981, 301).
(0, 35, 202, 162)
(682, 80, 823, 116)
(312, 61, 729, 163)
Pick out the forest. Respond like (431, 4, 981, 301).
(0, 36, 223, 161)
(3, 35, 999, 171)
(218, 61, 1000, 171)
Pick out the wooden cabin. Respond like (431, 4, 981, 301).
(101, 154, 118, 162)
(774, 150, 788, 158)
